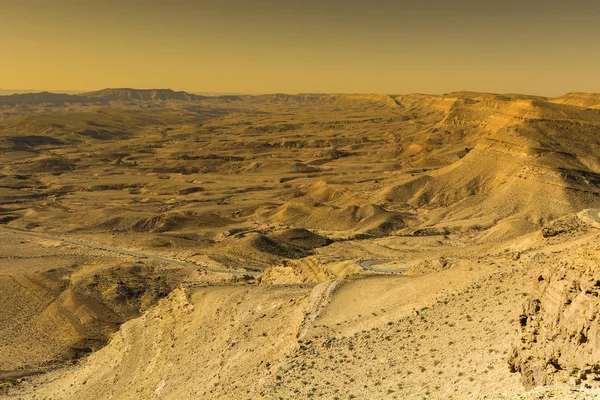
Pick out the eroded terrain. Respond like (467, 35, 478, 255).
(3, 89, 600, 398)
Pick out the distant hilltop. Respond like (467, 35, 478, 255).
(0, 89, 83, 96)
(0, 91, 92, 106)
(0, 88, 200, 106)
(81, 88, 203, 101)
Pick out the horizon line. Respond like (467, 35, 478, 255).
(1, 87, 599, 99)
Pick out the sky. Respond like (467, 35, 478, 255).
(2, 0, 600, 96)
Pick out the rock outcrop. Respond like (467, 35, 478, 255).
(509, 258, 600, 388)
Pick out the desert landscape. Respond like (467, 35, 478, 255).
(1, 89, 600, 399)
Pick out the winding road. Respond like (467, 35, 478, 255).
(587, 208, 600, 223)
(358, 209, 600, 275)
(0, 226, 408, 277)
(0, 226, 260, 276)
(358, 259, 408, 274)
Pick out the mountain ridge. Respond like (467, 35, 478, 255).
(2, 88, 600, 107)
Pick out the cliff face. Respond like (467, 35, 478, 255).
(509, 257, 600, 389)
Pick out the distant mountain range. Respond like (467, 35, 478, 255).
(2, 88, 600, 108)
(0, 88, 200, 105)
(0, 88, 329, 106)
(0, 88, 252, 105)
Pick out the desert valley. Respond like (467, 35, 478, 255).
(2, 89, 600, 399)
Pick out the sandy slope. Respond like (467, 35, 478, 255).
(10, 219, 600, 399)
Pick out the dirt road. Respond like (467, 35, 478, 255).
(358, 259, 407, 274)
(0, 226, 260, 276)
(588, 209, 600, 222)
(0, 226, 408, 277)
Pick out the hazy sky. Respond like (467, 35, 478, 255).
(2, 0, 600, 95)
